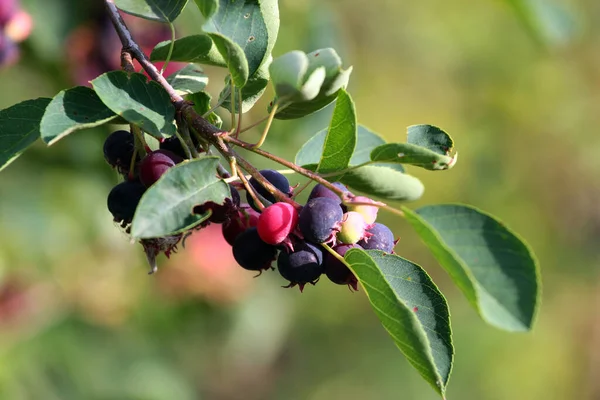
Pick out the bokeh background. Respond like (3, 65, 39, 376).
(0, 0, 597, 399)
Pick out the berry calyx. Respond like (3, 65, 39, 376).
(358, 223, 396, 253)
(139, 149, 183, 188)
(232, 227, 278, 274)
(195, 184, 241, 224)
(222, 205, 260, 246)
(298, 197, 344, 244)
(337, 211, 371, 245)
(246, 169, 291, 212)
(107, 180, 146, 224)
(324, 244, 360, 291)
(277, 241, 324, 291)
(346, 196, 379, 224)
(103, 130, 136, 173)
(257, 202, 299, 245)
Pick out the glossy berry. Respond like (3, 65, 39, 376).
(246, 169, 291, 212)
(160, 136, 202, 159)
(222, 205, 260, 246)
(107, 180, 146, 224)
(195, 185, 241, 224)
(358, 223, 396, 253)
(277, 241, 324, 291)
(298, 197, 343, 244)
(103, 130, 136, 173)
(324, 244, 360, 290)
(257, 202, 299, 245)
(307, 182, 347, 204)
(232, 227, 278, 273)
(139, 149, 183, 187)
(347, 196, 379, 224)
(337, 211, 371, 245)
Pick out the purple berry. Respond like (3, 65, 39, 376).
(307, 182, 347, 204)
(103, 130, 137, 173)
(298, 197, 343, 244)
(232, 227, 278, 273)
(277, 241, 324, 291)
(246, 169, 291, 212)
(159, 136, 203, 159)
(222, 205, 260, 246)
(107, 180, 146, 224)
(324, 244, 360, 290)
(139, 149, 183, 188)
(358, 223, 395, 253)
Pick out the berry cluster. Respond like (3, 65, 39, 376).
(228, 170, 397, 292)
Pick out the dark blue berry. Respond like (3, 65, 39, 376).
(358, 223, 395, 253)
(103, 130, 137, 173)
(277, 241, 324, 290)
(159, 136, 202, 159)
(232, 227, 278, 273)
(246, 169, 291, 212)
(298, 197, 343, 243)
(307, 182, 347, 204)
(107, 180, 146, 224)
(324, 244, 360, 290)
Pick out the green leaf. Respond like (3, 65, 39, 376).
(0, 98, 51, 172)
(269, 51, 324, 102)
(219, 56, 271, 113)
(315, 89, 356, 177)
(40, 86, 117, 145)
(186, 91, 222, 129)
(131, 157, 230, 239)
(166, 64, 208, 95)
(206, 33, 249, 87)
(340, 166, 424, 202)
(203, 0, 277, 80)
(371, 124, 457, 171)
(193, 0, 218, 18)
(403, 204, 541, 332)
(271, 91, 337, 120)
(91, 71, 176, 138)
(114, 0, 188, 22)
(295, 125, 404, 173)
(151, 35, 226, 67)
(344, 249, 453, 396)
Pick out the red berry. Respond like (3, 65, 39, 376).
(257, 202, 299, 245)
(139, 149, 183, 187)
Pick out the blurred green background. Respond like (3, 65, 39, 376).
(0, 0, 596, 399)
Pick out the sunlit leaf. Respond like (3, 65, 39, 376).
(115, 0, 188, 22)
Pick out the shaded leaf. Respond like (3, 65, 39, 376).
(403, 204, 541, 331)
(40, 86, 117, 145)
(219, 56, 271, 113)
(0, 98, 51, 172)
(345, 249, 452, 396)
(91, 71, 176, 138)
(151, 35, 226, 67)
(131, 157, 230, 239)
(207, 32, 249, 87)
(187, 91, 222, 129)
(407, 125, 454, 155)
(166, 64, 208, 95)
(115, 0, 188, 22)
(315, 89, 356, 177)
(340, 166, 424, 202)
(193, 0, 218, 18)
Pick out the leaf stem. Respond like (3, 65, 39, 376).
(235, 164, 264, 210)
(160, 22, 176, 75)
(251, 103, 278, 148)
(229, 80, 236, 132)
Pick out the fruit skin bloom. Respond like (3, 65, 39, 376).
(298, 197, 344, 244)
(257, 202, 299, 245)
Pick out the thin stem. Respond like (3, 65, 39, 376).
(291, 179, 312, 199)
(131, 125, 148, 155)
(251, 103, 278, 148)
(224, 135, 348, 198)
(174, 129, 192, 159)
(236, 164, 264, 210)
(321, 243, 348, 265)
(127, 146, 138, 181)
(235, 87, 243, 137)
(160, 22, 176, 75)
(229, 80, 236, 132)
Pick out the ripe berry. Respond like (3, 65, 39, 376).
(347, 196, 379, 224)
(159, 136, 203, 159)
(324, 244, 360, 291)
(222, 205, 260, 246)
(107, 180, 146, 224)
(298, 197, 343, 244)
(307, 182, 347, 204)
(277, 241, 324, 291)
(246, 169, 291, 212)
(337, 211, 371, 245)
(139, 149, 183, 187)
(195, 184, 241, 224)
(103, 130, 136, 173)
(232, 227, 278, 273)
(257, 202, 299, 245)
(358, 223, 396, 253)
